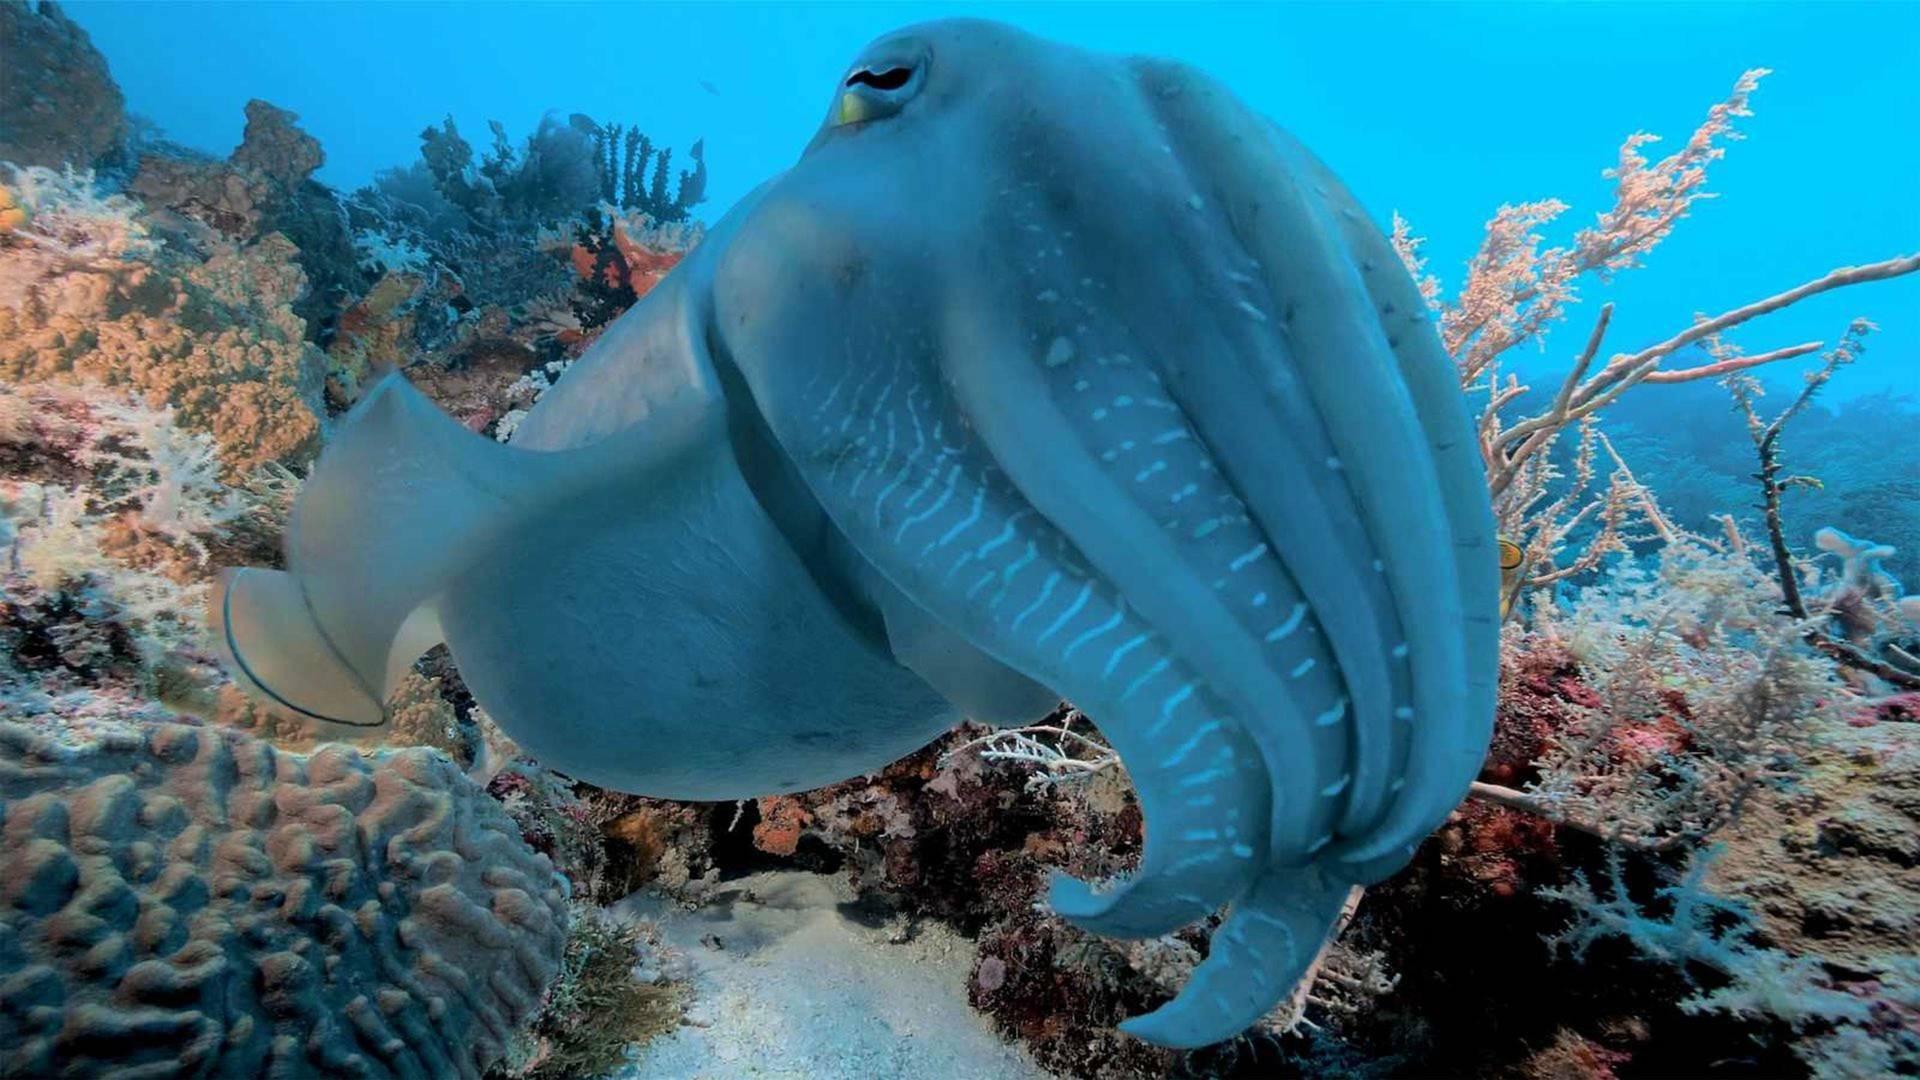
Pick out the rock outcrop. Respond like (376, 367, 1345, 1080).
(0, 1, 128, 170)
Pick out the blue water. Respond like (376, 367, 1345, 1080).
(66, 0, 1920, 400)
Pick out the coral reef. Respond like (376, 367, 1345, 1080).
(0, 89, 685, 1075)
(561, 205, 698, 337)
(127, 154, 276, 240)
(228, 99, 323, 189)
(682, 534, 1903, 1076)
(1720, 324, 1920, 692)
(0, 165, 329, 473)
(0, 384, 248, 722)
(1709, 719, 1920, 975)
(1525, 544, 1840, 850)
(0, 718, 568, 1078)
(1816, 526, 1904, 602)
(1810, 525, 1920, 682)
(322, 115, 701, 431)
(589, 121, 706, 223)
(128, 98, 365, 339)
(488, 763, 603, 894)
(588, 795, 720, 905)
(0, 16, 709, 1073)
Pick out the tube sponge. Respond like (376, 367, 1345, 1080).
(1814, 525, 1904, 597)
(0, 720, 569, 1078)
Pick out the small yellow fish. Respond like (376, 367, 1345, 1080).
(1498, 537, 1524, 617)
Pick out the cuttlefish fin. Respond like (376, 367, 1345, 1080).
(211, 565, 440, 730)
(212, 370, 714, 732)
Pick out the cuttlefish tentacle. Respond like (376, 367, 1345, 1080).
(936, 314, 1349, 872)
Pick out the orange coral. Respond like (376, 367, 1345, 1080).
(1391, 72, 1917, 614)
(603, 805, 671, 886)
(568, 214, 689, 297)
(325, 269, 425, 393)
(0, 228, 326, 475)
(1518, 1027, 1632, 1080)
(0, 183, 25, 233)
(752, 795, 815, 857)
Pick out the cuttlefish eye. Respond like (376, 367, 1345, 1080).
(847, 66, 912, 90)
(834, 59, 923, 126)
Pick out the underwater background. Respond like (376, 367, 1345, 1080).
(1, 1, 1916, 1077)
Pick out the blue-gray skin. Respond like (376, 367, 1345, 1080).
(212, 20, 1499, 1048)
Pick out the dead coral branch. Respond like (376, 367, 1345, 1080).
(1726, 322, 1920, 691)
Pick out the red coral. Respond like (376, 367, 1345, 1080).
(1850, 692, 1920, 727)
(1486, 641, 1601, 785)
(1520, 1028, 1633, 1080)
(966, 903, 1178, 1077)
(1439, 798, 1561, 898)
(1607, 716, 1690, 765)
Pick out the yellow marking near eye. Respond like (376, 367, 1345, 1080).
(836, 93, 875, 126)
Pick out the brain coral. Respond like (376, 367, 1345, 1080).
(0, 720, 569, 1078)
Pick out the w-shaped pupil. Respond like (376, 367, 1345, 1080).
(847, 67, 912, 91)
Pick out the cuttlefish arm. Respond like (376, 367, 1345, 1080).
(1140, 62, 1500, 876)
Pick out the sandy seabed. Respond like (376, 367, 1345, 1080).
(615, 870, 1048, 1080)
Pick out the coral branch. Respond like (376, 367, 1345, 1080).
(1395, 60, 1914, 611)
(1575, 254, 1919, 411)
(1279, 885, 1366, 1030)
(1640, 340, 1822, 384)
(1467, 781, 1690, 852)
(942, 711, 1124, 790)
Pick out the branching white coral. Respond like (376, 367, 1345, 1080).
(85, 398, 248, 563)
(0, 163, 156, 310)
(1479, 542, 1845, 852)
(1545, 846, 1873, 1040)
(353, 226, 433, 274)
(943, 709, 1124, 792)
(0, 387, 278, 695)
(496, 358, 576, 443)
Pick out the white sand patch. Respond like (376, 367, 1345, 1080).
(613, 869, 1051, 1080)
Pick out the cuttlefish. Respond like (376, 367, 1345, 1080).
(214, 19, 1498, 1047)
